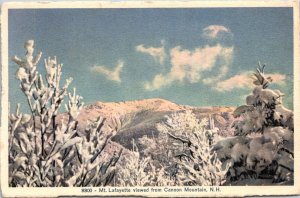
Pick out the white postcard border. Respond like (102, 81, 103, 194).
(1, 1, 299, 197)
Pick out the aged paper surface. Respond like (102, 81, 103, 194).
(1, 1, 299, 197)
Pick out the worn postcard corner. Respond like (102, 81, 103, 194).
(0, 1, 299, 197)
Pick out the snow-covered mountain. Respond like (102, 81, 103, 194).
(65, 98, 235, 148)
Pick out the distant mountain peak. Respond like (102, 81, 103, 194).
(57, 98, 235, 145)
(85, 98, 185, 115)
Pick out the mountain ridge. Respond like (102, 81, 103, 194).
(63, 98, 236, 149)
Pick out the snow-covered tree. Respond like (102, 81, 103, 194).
(157, 110, 229, 186)
(9, 40, 121, 187)
(214, 63, 294, 184)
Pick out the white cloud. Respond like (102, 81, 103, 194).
(144, 44, 234, 90)
(267, 73, 286, 84)
(91, 60, 124, 83)
(215, 72, 286, 92)
(215, 73, 252, 92)
(202, 25, 232, 40)
(136, 41, 166, 65)
(144, 74, 171, 91)
(202, 65, 229, 85)
(144, 25, 234, 91)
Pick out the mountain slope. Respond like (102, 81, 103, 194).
(69, 98, 235, 149)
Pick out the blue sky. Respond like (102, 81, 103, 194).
(8, 8, 293, 110)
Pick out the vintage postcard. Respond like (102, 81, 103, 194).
(0, 1, 299, 197)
